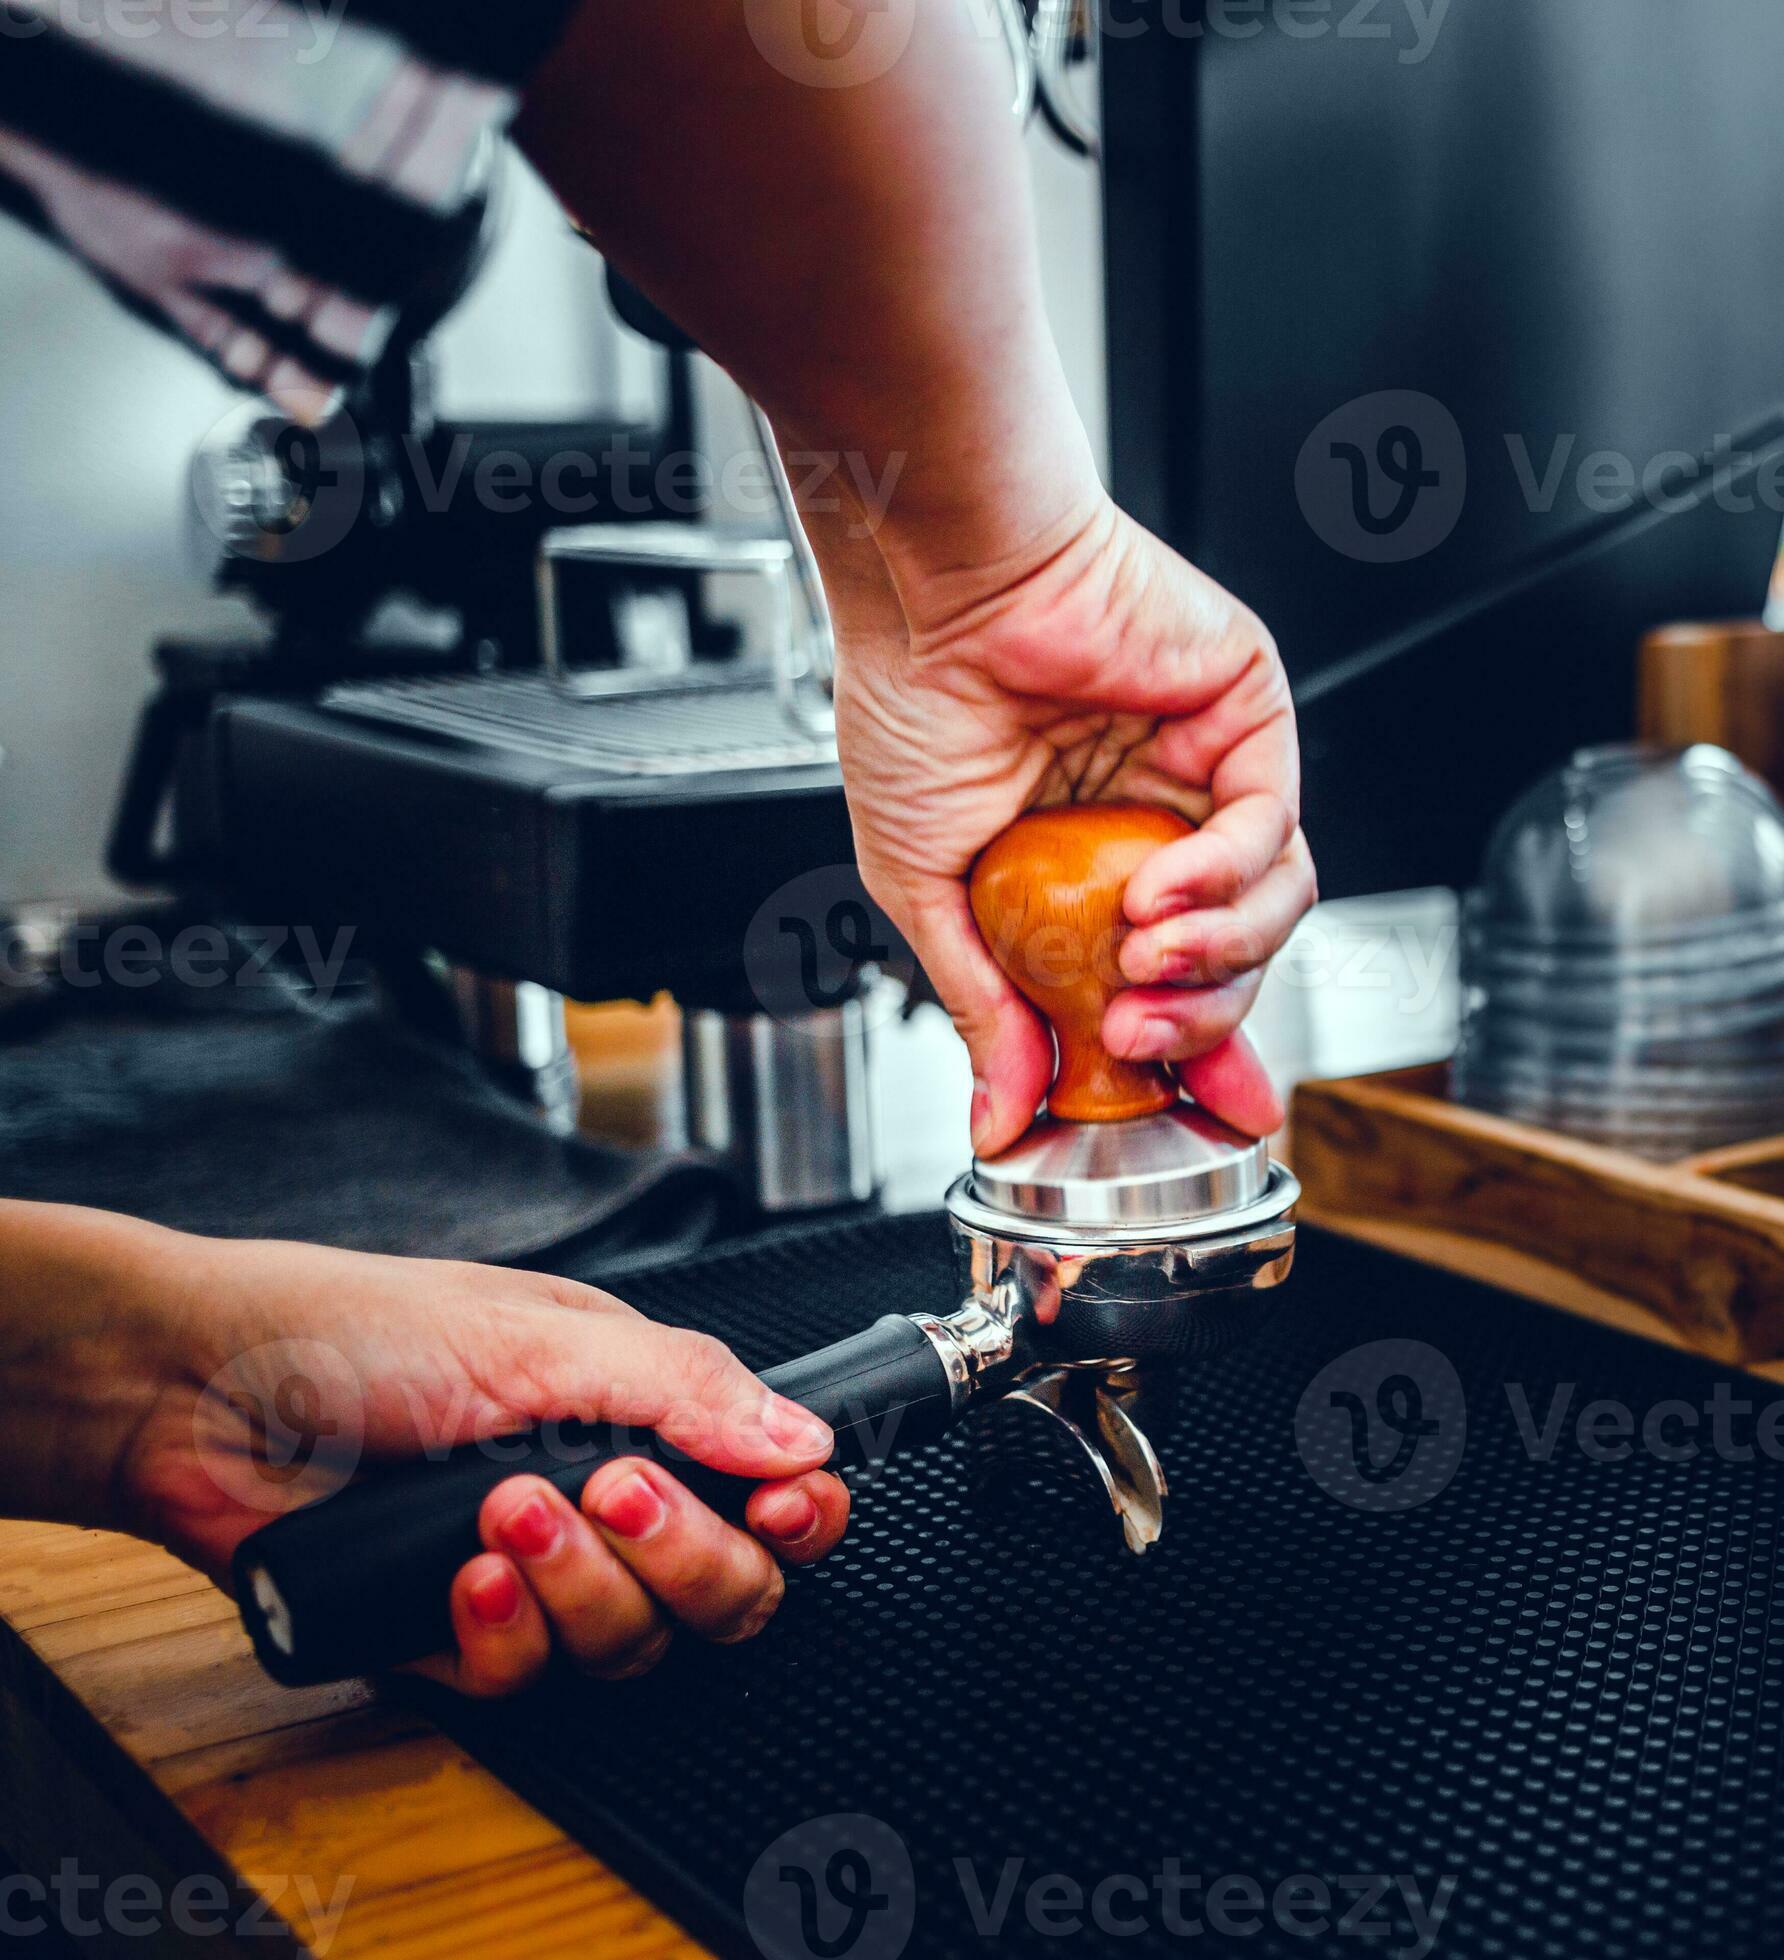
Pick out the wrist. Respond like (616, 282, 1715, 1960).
(870, 401, 1105, 627)
(878, 464, 1111, 642)
(780, 333, 1104, 623)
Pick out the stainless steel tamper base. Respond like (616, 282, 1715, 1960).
(964, 1100, 1272, 1231)
(938, 1099, 1300, 1552)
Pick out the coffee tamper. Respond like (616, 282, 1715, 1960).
(944, 803, 1300, 1551)
(233, 804, 1298, 1686)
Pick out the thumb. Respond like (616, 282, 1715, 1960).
(547, 1309, 835, 1481)
(901, 878, 1054, 1158)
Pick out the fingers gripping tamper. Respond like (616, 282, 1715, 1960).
(942, 805, 1301, 1552)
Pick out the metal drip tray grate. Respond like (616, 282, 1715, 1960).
(414, 1213, 1784, 1960)
(321, 672, 836, 777)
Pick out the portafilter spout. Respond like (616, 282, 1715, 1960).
(231, 805, 1296, 1687)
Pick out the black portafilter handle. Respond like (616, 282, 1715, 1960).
(234, 1316, 957, 1688)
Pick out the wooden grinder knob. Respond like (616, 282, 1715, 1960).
(970, 803, 1193, 1125)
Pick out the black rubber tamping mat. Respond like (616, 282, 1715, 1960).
(406, 1214, 1784, 1960)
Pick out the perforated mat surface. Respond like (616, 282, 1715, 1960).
(411, 1214, 1784, 1960)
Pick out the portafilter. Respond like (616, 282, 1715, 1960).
(233, 805, 1299, 1686)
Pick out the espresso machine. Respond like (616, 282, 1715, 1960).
(106, 0, 1108, 1221)
(232, 802, 1301, 1685)
(109, 152, 897, 1217)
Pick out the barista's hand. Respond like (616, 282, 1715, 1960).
(821, 492, 1314, 1156)
(90, 1225, 847, 1695)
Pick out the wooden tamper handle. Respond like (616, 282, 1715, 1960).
(970, 803, 1193, 1124)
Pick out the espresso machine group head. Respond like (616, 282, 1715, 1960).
(234, 804, 1299, 1687)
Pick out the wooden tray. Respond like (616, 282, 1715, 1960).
(1289, 1063, 1784, 1372)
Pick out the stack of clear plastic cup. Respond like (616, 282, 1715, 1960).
(1453, 744, 1784, 1159)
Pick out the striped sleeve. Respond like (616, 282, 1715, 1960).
(0, 0, 583, 421)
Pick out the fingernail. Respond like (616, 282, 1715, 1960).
(467, 1565, 522, 1627)
(764, 1397, 834, 1456)
(593, 1472, 668, 1541)
(1127, 1016, 1180, 1060)
(497, 1494, 562, 1562)
(1121, 946, 1166, 986)
(759, 1490, 820, 1546)
(969, 1077, 991, 1149)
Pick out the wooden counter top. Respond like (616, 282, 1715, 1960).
(0, 1519, 712, 1958)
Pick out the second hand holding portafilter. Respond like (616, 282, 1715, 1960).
(233, 805, 1299, 1687)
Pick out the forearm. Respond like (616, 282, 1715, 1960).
(518, 0, 1101, 591)
(0, 1201, 191, 1530)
